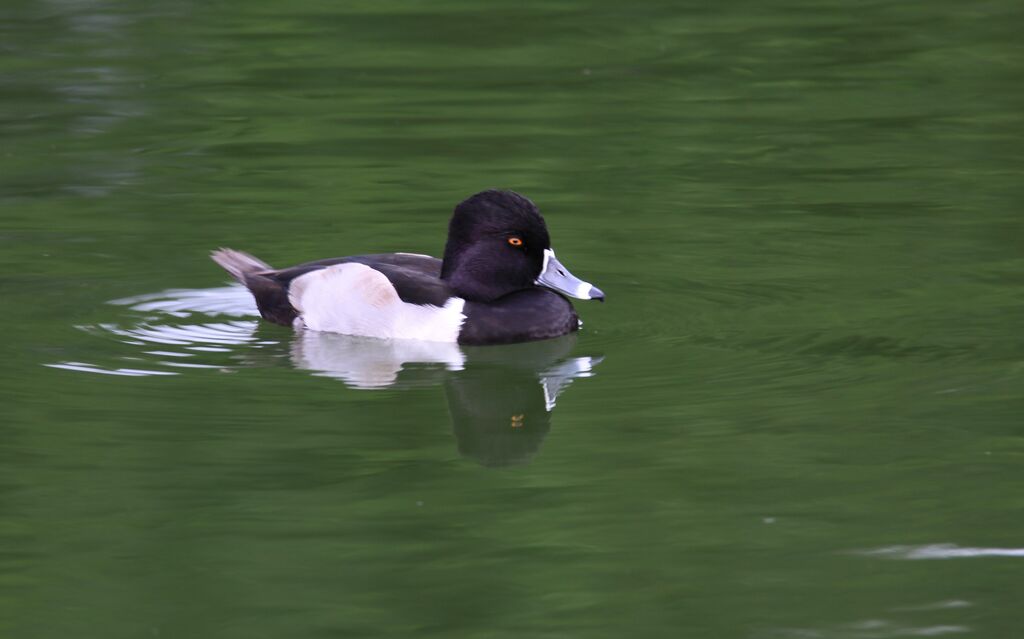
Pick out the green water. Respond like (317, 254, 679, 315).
(3, 1, 1023, 637)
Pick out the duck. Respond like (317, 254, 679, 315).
(211, 190, 604, 345)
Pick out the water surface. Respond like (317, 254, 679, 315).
(2, 1, 1023, 637)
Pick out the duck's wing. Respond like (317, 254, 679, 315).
(213, 250, 450, 327)
(267, 253, 449, 306)
(270, 253, 441, 280)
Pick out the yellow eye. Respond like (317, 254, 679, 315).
(508, 237, 523, 247)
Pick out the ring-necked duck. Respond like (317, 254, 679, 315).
(211, 190, 604, 345)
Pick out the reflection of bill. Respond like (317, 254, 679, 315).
(294, 331, 602, 467)
(448, 338, 601, 467)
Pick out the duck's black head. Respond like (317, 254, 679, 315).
(441, 190, 604, 303)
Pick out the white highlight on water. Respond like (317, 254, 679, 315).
(858, 543, 1024, 560)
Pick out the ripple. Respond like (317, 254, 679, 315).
(51, 286, 605, 402)
(47, 284, 606, 466)
(49, 285, 270, 377)
(110, 284, 258, 317)
(762, 620, 969, 638)
(98, 320, 261, 346)
(893, 601, 972, 612)
(44, 362, 178, 377)
(859, 544, 1024, 560)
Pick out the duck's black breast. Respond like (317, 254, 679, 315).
(458, 289, 580, 346)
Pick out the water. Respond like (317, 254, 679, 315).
(3, 1, 1023, 637)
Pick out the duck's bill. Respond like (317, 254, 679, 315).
(536, 249, 605, 301)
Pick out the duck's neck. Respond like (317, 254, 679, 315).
(440, 238, 461, 280)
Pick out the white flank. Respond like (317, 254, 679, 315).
(289, 263, 466, 342)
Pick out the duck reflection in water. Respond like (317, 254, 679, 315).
(291, 331, 602, 467)
(54, 284, 602, 467)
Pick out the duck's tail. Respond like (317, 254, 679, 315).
(211, 248, 297, 326)
(210, 248, 273, 283)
